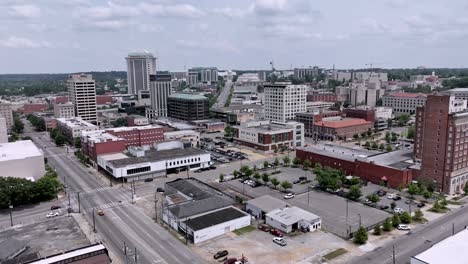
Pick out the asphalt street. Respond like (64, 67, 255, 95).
(12, 122, 207, 264)
(213, 79, 232, 108)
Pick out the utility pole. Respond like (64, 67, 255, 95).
(9, 203, 13, 227)
(77, 192, 81, 213)
(358, 214, 362, 228)
(186, 166, 190, 179)
(134, 247, 137, 263)
(93, 208, 96, 233)
(154, 199, 158, 222)
(121, 177, 124, 187)
(307, 186, 310, 206)
(392, 245, 396, 264)
(346, 199, 349, 227)
(453, 223, 455, 235)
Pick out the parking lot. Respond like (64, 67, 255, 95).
(221, 166, 391, 238)
(193, 227, 354, 264)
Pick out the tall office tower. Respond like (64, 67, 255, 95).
(0, 118, 8, 143)
(0, 103, 13, 129)
(126, 51, 157, 94)
(67, 74, 97, 124)
(187, 67, 218, 85)
(148, 72, 172, 118)
(414, 94, 468, 194)
(264, 83, 307, 122)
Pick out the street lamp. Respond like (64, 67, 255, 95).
(9, 203, 13, 227)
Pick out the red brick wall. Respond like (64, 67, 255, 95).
(296, 149, 412, 188)
(106, 127, 165, 147)
(344, 109, 375, 122)
(334, 123, 373, 138)
(96, 95, 113, 105)
(20, 104, 48, 114)
(92, 140, 126, 161)
(307, 93, 337, 102)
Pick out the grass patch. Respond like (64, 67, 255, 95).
(447, 200, 465, 205)
(413, 218, 429, 224)
(428, 208, 450, 213)
(233, 225, 256, 235)
(322, 248, 348, 261)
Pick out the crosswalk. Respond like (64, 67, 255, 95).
(69, 186, 112, 197)
(83, 200, 130, 213)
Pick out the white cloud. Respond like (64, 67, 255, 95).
(140, 3, 205, 18)
(1, 36, 51, 48)
(90, 20, 131, 30)
(211, 6, 247, 18)
(9, 4, 41, 19)
(137, 24, 164, 33)
(176, 39, 239, 52)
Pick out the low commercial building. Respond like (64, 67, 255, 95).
(382, 92, 427, 115)
(211, 105, 263, 125)
(98, 147, 211, 181)
(81, 131, 126, 163)
(295, 110, 341, 137)
(126, 115, 149, 126)
(0, 140, 46, 181)
(167, 93, 209, 121)
(57, 118, 99, 143)
(265, 206, 321, 233)
(411, 228, 468, 264)
(105, 125, 165, 147)
(163, 178, 240, 243)
(54, 102, 75, 118)
(183, 207, 250, 244)
(307, 92, 337, 102)
(19, 104, 48, 114)
(246, 195, 290, 220)
(296, 143, 414, 188)
(164, 130, 200, 148)
(311, 117, 372, 140)
(233, 120, 304, 152)
(26, 243, 111, 264)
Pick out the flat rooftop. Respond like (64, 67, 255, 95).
(315, 117, 371, 129)
(299, 143, 380, 162)
(266, 206, 320, 226)
(82, 130, 123, 143)
(106, 125, 162, 132)
(57, 118, 97, 128)
(169, 93, 208, 100)
(164, 130, 199, 137)
(412, 228, 468, 264)
(184, 207, 248, 231)
(107, 148, 208, 168)
(366, 149, 415, 170)
(0, 140, 43, 161)
(246, 195, 290, 213)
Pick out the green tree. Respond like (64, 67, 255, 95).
(219, 174, 224, 182)
(371, 141, 378, 149)
(361, 132, 367, 138)
(391, 134, 398, 142)
(54, 132, 66, 146)
(49, 128, 59, 139)
(303, 159, 311, 170)
(353, 134, 359, 139)
(262, 173, 270, 184)
(398, 114, 410, 126)
(280, 180, 293, 191)
(224, 125, 233, 138)
(373, 224, 382, 236)
(111, 117, 128, 128)
(367, 128, 372, 137)
(427, 181, 435, 193)
(432, 200, 442, 211)
(282, 156, 290, 166)
(464, 183, 468, 194)
(423, 191, 432, 199)
(240, 165, 252, 178)
(253, 172, 261, 181)
(366, 194, 380, 203)
(347, 185, 362, 201)
(383, 218, 392, 231)
(390, 201, 397, 210)
(440, 199, 448, 209)
(386, 144, 393, 152)
(273, 145, 278, 153)
(353, 227, 368, 244)
(270, 178, 280, 189)
(379, 143, 385, 150)
(274, 157, 280, 168)
(280, 145, 287, 153)
(364, 141, 371, 148)
(293, 157, 301, 166)
(387, 119, 393, 128)
(407, 126, 415, 140)
(74, 137, 81, 148)
(233, 170, 239, 178)
(414, 209, 424, 221)
(400, 211, 412, 224)
(12, 117, 24, 133)
(407, 183, 418, 198)
(263, 160, 270, 169)
(392, 214, 401, 227)
(385, 131, 391, 143)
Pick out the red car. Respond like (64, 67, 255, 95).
(259, 224, 271, 232)
(270, 229, 283, 237)
(224, 258, 237, 264)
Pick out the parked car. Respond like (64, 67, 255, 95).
(397, 224, 411, 231)
(259, 224, 271, 232)
(144, 178, 154, 182)
(224, 258, 237, 264)
(46, 212, 59, 218)
(387, 194, 396, 199)
(394, 208, 404, 214)
(50, 205, 61, 210)
(375, 190, 387, 197)
(293, 179, 301, 184)
(379, 205, 389, 210)
(363, 199, 372, 205)
(270, 229, 283, 237)
(209, 165, 217, 170)
(284, 193, 295, 199)
(97, 210, 105, 216)
(213, 250, 229, 259)
(273, 237, 287, 246)
(393, 196, 402, 201)
(156, 187, 165, 193)
(417, 202, 426, 208)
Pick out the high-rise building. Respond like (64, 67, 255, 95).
(167, 93, 209, 121)
(264, 83, 307, 122)
(148, 72, 172, 118)
(67, 74, 97, 124)
(415, 94, 468, 194)
(126, 51, 157, 94)
(187, 67, 218, 85)
(54, 102, 75, 118)
(293, 66, 322, 79)
(0, 118, 8, 143)
(0, 103, 13, 129)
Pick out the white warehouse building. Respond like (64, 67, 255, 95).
(266, 206, 321, 233)
(0, 140, 46, 181)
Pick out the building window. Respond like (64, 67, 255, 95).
(127, 166, 151, 175)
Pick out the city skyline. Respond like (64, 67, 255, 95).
(2, 0, 468, 73)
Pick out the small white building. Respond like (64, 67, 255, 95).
(411, 228, 468, 264)
(164, 130, 200, 148)
(0, 140, 46, 180)
(182, 207, 250, 244)
(265, 206, 321, 233)
(246, 195, 290, 220)
(57, 117, 98, 142)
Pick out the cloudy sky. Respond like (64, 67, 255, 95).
(1, 0, 468, 73)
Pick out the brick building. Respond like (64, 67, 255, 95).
(343, 108, 375, 122)
(105, 125, 165, 148)
(295, 111, 341, 137)
(81, 131, 127, 163)
(415, 94, 468, 194)
(96, 95, 114, 105)
(20, 104, 49, 114)
(296, 144, 414, 188)
(233, 120, 304, 152)
(311, 117, 372, 140)
(307, 93, 337, 102)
